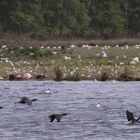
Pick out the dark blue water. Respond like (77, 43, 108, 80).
(0, 80, 140, 140)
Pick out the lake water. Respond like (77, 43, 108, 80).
(0, 80, 140, 140)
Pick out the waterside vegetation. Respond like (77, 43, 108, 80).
(0, 0, 140, 81)
(0, 38, 140, 81)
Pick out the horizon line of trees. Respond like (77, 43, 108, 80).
(0, 0, 140, 39)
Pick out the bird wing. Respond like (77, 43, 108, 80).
(49, 115, 56, 122)
(126, 110, 134, 121)
(26, 100, 32, 105)
(56, 116, 61, 122)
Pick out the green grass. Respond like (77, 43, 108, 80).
(0, 41, 140, 80)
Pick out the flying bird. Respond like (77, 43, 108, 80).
(48, 113, 67, 122)
(126, 110, 140, 123)
(17, 97, 37, 105)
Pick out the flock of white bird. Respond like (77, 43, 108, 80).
(0, 43, 140, 80)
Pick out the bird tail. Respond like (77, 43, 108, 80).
(136, 116, 140, 122)
(32, 99, 37, 102)
(62, 113, 67, 116)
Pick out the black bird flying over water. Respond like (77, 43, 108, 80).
(17, 97, 37, 105)
(48, 113, 68, 122)
(126, 110, 140, 123)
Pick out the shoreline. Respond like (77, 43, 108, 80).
(0, 37, 140, 81)
(1, 73, 140, 82)
(0, 34, 140, 46)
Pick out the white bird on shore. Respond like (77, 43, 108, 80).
(102, 51, 108, 57)
(94, 79, 97, 82)
(2, 44, 7, 49)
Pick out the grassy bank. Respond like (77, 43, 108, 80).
(0, 36, 140, 81)
(0, 33, 140, 46)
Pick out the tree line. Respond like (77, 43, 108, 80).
(0, 0, 140, 39)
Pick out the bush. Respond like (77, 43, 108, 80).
(64, 72, 80, 81)
(118, 67, 132, 81)
(100, 72, 109, 81)
(43, 49, 53, 57)
(6, 46, 43, 59)
(54, 66, 63, 81)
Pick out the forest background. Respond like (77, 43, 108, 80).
(0, 0, 139, 41)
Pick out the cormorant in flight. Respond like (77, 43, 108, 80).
(126, 110, 140, 123)
(48, 113, 67, 122)
(17, 97, 37, 105)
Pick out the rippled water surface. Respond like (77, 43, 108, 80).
(0, 80, 140, 140)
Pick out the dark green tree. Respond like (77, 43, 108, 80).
(127, 0, 140, 36)
(0, 0, 44, 34)
(0, 0, 139, 38)
(43, 0, 90, 37)
(89, 0, 125, 39)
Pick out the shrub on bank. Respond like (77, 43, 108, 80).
(100, 72, 109, 81)
(4, 46, 43, 59)
(54, 66, 63, 81)
(117, 67, 132, 81)
(64, 72, 80, 81)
